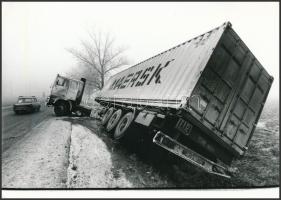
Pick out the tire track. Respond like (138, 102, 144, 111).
(2, 107, 53, 152)
(2, 119, 72, 188)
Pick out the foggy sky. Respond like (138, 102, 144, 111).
(2, 2, 279, 104)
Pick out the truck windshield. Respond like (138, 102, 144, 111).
(56, 77, 66, 86)
(18, 98, 34, 103)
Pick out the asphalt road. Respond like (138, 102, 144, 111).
(2, 104, 54, 152)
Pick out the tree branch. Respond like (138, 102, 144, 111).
(66, 29, 129, 89)
(66, 47, 102, 75)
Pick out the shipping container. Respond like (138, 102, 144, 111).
(95, 22, 273, 178)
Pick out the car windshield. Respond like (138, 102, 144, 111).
(18, 98, 34, 103)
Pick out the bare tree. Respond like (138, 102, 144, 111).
(67, 31, 129, 89)
(65, 61, 101, 89)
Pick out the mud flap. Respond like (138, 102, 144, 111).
(153, 131, 231, 178)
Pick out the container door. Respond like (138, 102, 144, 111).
(189, 29, 248, 131)
(188, 25, 273, 155)
(189, 26, 266, 151)
(222, 61, 273, 148)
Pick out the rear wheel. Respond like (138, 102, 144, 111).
(101, 107, 114, 125)
(106, 109, 123, 132)
(113, 112, 135, 141)
(54, 101, 69, 116)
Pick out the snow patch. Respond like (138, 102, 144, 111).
(2, 119, 72, 188)
(67, 124, 132, 188)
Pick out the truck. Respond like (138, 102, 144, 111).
(47, 74, 98, 116)
(95, 22, 273, 178)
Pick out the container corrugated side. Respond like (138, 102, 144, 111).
(96, 22, 230, 108)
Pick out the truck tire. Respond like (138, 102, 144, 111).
(113, 112, 135, 141)
(54, 101, 70, 116)
(106, 109, 123, 132)
(101, 107, 114, 125)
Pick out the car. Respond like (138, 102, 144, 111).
(13, 96, 41, 114)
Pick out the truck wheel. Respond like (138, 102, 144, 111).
(54, 101, 69, 116)
(101, 107, 114, 125)
(106, 109, 123, 132)
(113, 112, 135, 141)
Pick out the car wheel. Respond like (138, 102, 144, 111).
(113, 112, 135, 141)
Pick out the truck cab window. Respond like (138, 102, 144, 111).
(56, 77, 65, 86)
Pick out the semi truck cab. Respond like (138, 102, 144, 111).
(47, 74, 88, 116)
